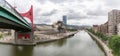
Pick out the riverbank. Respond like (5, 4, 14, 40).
(0, 30, 106, 56)
(0, 31, 77, 46)
(34, 31, 77, 44)
(87, 31, 113, 56)
(0, 24, 78, 45)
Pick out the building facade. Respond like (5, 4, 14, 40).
(92, 25, 99, 33)
(108, 10, 120, 35)
(92, 22, 108, 36)
(100, 22, 108, 35)
(117, 23, 120, 35)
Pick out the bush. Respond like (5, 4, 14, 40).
(109, 35, 120, 56)
(87, 29, 95, 34)
(0, 34, 3, 38)
(87, 29, 108, 41)
(67, 28, 77, 31)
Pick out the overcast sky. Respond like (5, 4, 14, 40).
(6, 0, 120, 26)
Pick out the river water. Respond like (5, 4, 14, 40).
(0, 31, 105, 56)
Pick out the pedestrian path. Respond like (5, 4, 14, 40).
(87, 31, 113, 56)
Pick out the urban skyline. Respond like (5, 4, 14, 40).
(0, 0, 119, 56)
(6, 0, 120, 26)
(62, 15, 67, 25)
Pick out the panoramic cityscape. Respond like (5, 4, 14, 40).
(0, 0, 120, 56)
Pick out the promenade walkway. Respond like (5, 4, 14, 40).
(0, 31, 77, 45)
(87, 31, 113, 56)
(34, 31, 76, 43)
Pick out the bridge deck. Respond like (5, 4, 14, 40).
(0, 0, 32, 31)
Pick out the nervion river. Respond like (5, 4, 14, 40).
(0, 31, 105, 56)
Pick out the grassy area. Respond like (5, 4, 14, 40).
(88, 29, 120, 56)
(87, 29, 108, 41)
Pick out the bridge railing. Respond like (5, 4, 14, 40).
(0, 0, 31, 29)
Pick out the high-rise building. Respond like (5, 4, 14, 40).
(63, 15, 67, 25)
(108, 10, 120, 35)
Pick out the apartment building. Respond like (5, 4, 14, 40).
(108, 10, 120, 35)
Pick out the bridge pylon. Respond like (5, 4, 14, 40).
(13, 5, 34, 45)
(14, 31, 34, 45)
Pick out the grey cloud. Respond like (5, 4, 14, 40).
(104, 0, 120, 7)
(42, 19, 51, 23)
(36, 0, 66, 4)
(35, 17, 51, 24)
(77, 0, 84, 2)
(50, 0, 66, 3)
(39, 19, 51, 24)
(68, 14, 88, 20)
(77, 0, 94, 3)
(36, 0, 48, 4)
(67, 10, 88, 20)
(36, 0, 85, 4)
(68, 9, 74, 13)
(41, 9, 57, 16)
(49, 0, 81, 3)
(87, 7, 107, 16)
(34, 8, 41, 17)
(87, 10, 105, 16)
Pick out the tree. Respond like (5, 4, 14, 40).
(109, 35, 120, 56)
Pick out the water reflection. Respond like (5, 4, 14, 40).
(0, 31, 105, 56)
(37, 39, 67, 47)
(32, 31, 105, 56)
(12, 46, 33, 56)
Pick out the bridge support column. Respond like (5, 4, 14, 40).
(15, 31, 34, 44)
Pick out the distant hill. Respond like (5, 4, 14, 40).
(34, 24, 51, 26)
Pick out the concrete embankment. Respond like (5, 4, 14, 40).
(35, 31, 77, 44)
(87, 31, 113, 56)
(0, 31, 77, 46)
